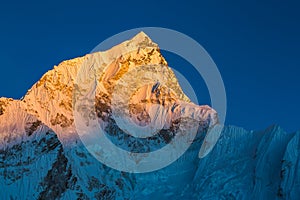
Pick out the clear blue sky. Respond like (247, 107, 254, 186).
(0, 0, 299, 132)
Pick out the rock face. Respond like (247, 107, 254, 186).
(0, 33, 299, 199)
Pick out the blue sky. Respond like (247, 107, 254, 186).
(0, 0, 299, 132)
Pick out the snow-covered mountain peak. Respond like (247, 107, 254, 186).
(17, 33, 218, 146)
(0, 33, 299, 199)
(131, 31, 152, 42)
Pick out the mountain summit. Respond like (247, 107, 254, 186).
(0, 33, 299, 199)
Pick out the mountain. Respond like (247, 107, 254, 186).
(0, 33, 299, 199)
